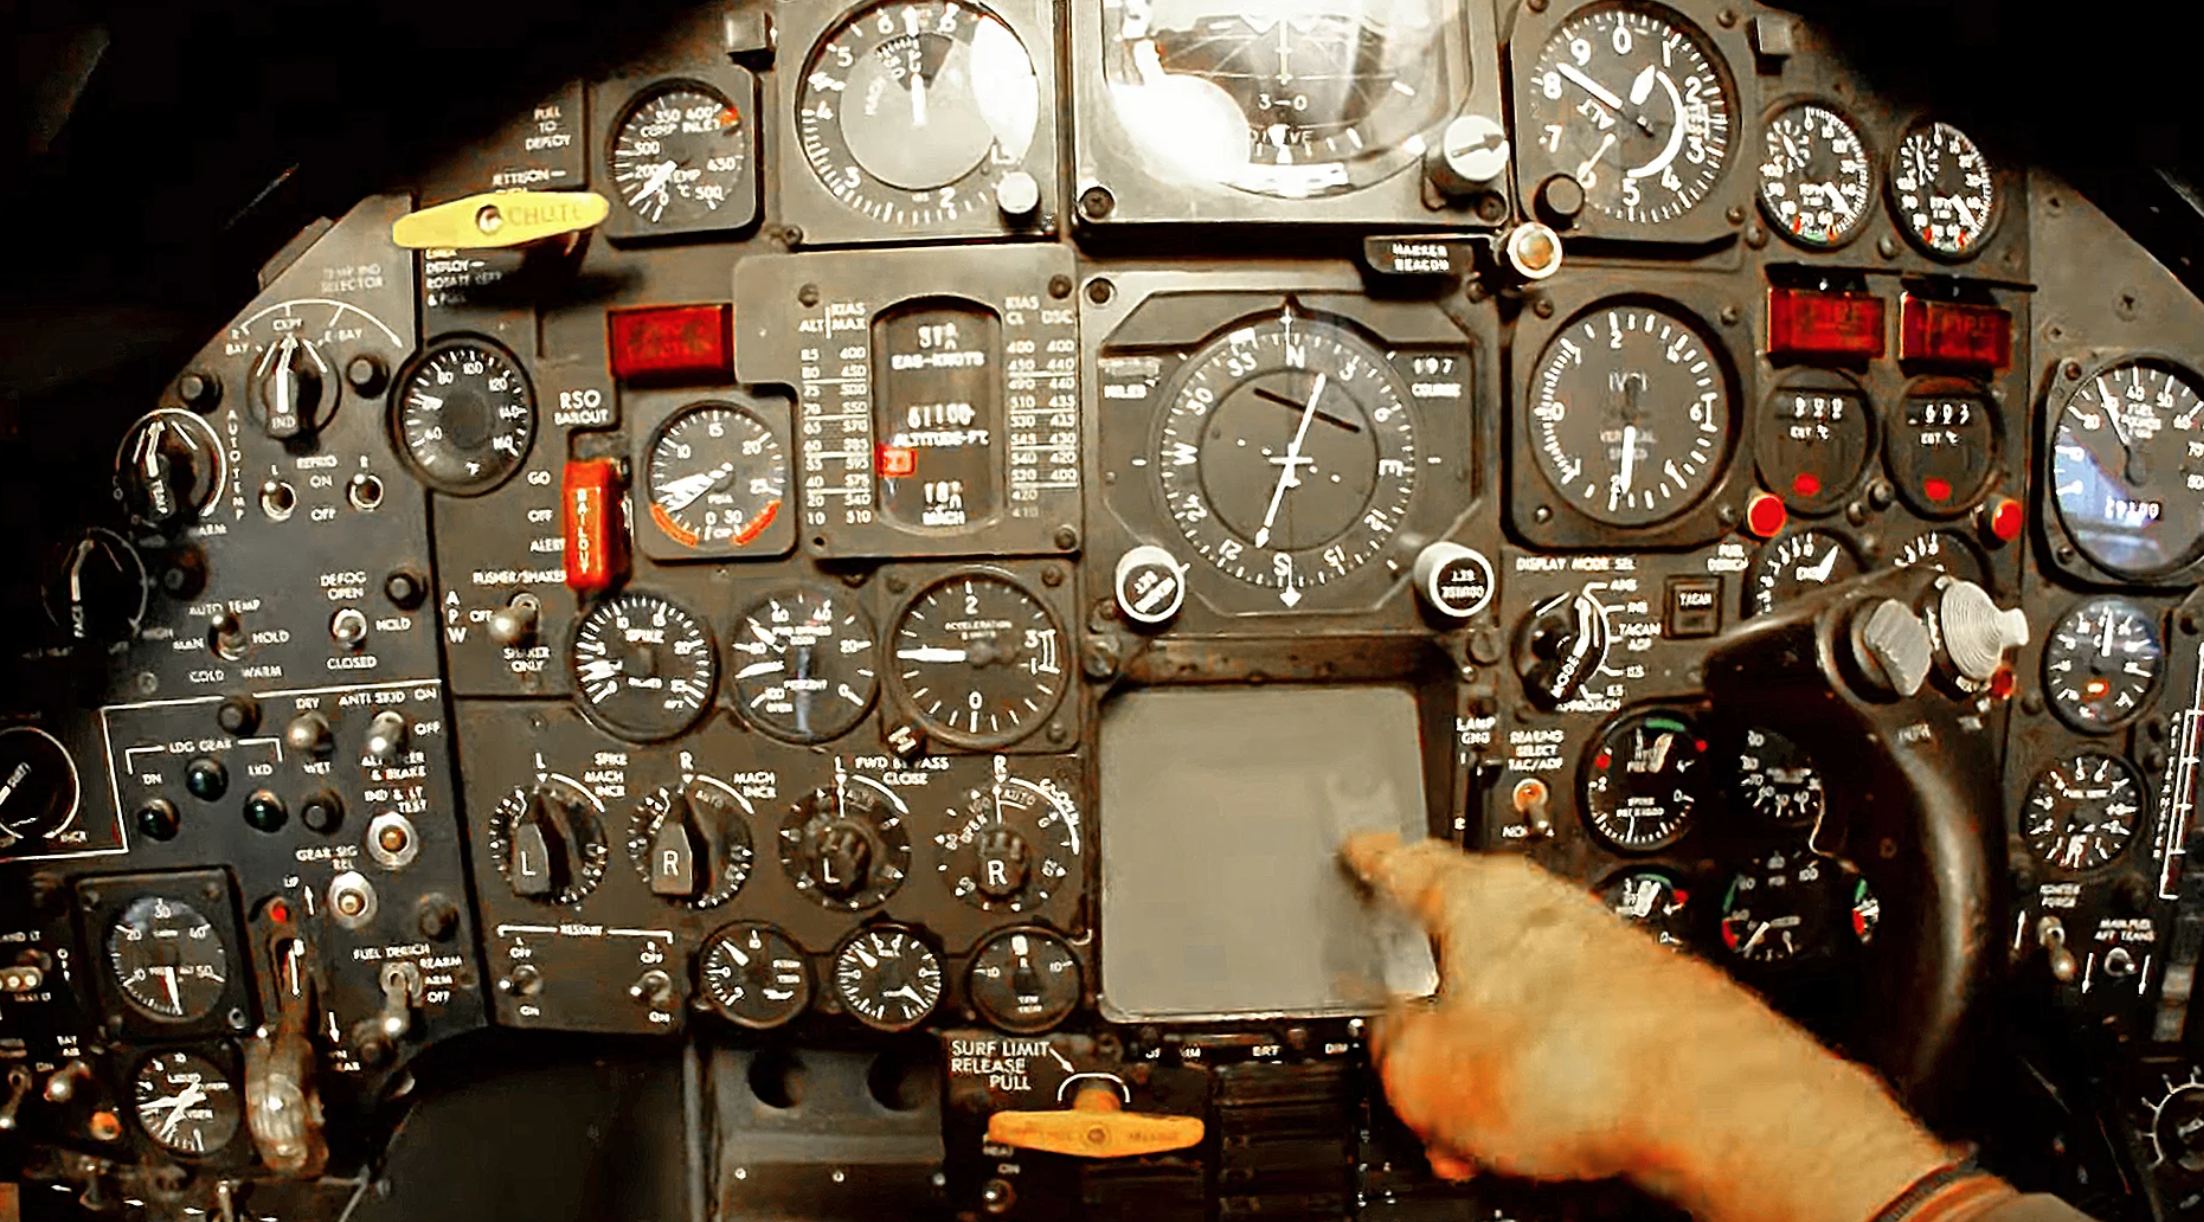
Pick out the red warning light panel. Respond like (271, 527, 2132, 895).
(608, 303, 734, 383)
(1899, 296, 2012, 370)
(1767, 288, 1887, 361)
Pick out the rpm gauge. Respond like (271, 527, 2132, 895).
(1526, 303, 1732, 528)
(1521, 3, 1735, 227)
(643, 402, 788, 554)
(2051, 359, 2204, 578)
(1153, 310, 1420, 604)
(394, 337, 536, 495)
(1756, 101, 1873, 249)
(611, 85, 750, 228)
(1891, 120, 1997, 259)
(889, 572, 1064, 749)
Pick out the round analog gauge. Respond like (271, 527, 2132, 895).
(1601, 869, 1694, 949)
(1757, 102, 1873, 249)
(1527, 303, 1732, 528)
(967, 928, 1081, 1034)
(889, 573, 1064, 749)
(936, 765, 1081, 913)
(393, 337, 537, 495)
(779, 773, 913, 911)
(2024, 753, 2144, 873)
(106, 896, 229, 1023)
(698, 923, 811, 1029)
(729, 587, 878, 743)
(1583, 710, 1708, 853)
(1888, 385, 1998, 516)
(1719, 850, 1856, 964)
(1733, 726, 1825, 828)
(133, 1051, 241, 1156)
(627, 782, 755, 909)
(114, 409, 227, 527)
(644, 402, 788, 553)
(1890, 120, 1996, 258)
(1521, 3, 1735, 226)
(571, 592, 719, 742)
(796, 0, 1041, 227)
(1100, 0, 1455, 199)
(2045, 597, 2165, 734)
(490, 780, 610, 906)
(831, 926, 944, 1032)
(611, 84, 749, 227)
(1750, 530, 1860, 617)
(1153, 311, 1420, 600)
(1888, 529, 1990, 587)
(0, 727, 80, 850)
(1755, 377, 1873, 514)
(2052, 359, 2204, 578)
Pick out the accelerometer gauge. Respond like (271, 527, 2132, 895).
(1527, 304, 1732, 527)
(490, 780, 610, 905)
(831, 926, 944, 1031)
(1890, 120, 1996, 259)
(106, 896, 229, 1023)
(1750, 530, 1859, 617)
(889, 572, 1064, 748)
(2051, 359, 2204, 578)
(43, 528, 148, 644)
(968, 928, 1080, 1034)
(115, 409, 227, 527)
(1732, 727, 1825, 828)
(627, 782, 755, 908)
(2023, 753, 2144, 873)
(1582, 710, 1708, 852)
(1601, 869, 1693, 948)
(571, 592, 719, 742)
(1888, 529, 1988, 588)
(1755, 377, 1873, 514)
(611, 84, 749, 228)
(729, 587, 879, 743)
(393, 336, 536, 495)
(1153, 311, 1420, 601)
(1888, 385, 1997, 516)
(132, 1051, 241, 1156)
(796, 0, 1041, 226)
(1521, 3, 1735, 226)
(1100, 0, 1456, 198)
(644, 402, 788, 554)
(779, 773, 913, 911)
(698, 923, 811, 1029)
(936, 760, 1080, 912)
(1756, 102, 1872, 249)
(2045, 597, 2165, 733)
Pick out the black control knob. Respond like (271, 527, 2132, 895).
(811, 822, 875, 899)
(509, 794, 568, 899)
(253, 335, 332, 440)
(973, 827, 1032, 901)
(1514, 590, 1610, 711)
(647, 796, 703, 899)
(117, 411, 224, 527)
(495, 782, 606, 905)
(0, 729, 82, 849)
(1536, 173, 1586, 228)
(42, 529, 148, 644)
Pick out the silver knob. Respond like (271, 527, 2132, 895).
(487, 595, 539, 648)
(1936, 580, 2029, 685)
(363, 711, 410, 762)
(1851, 599, 1933, 698)
(1114, 545, 1188, 628)
(996, 170, 1041, 222)
(1427, 114, 1510, 195)
(1412, 543, 1496, 620)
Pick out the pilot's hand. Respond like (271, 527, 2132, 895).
(1343, 834, 1955, 1222)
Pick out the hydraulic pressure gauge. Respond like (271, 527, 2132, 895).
(888, 572, 1065, 749)
(1890, 120, 1997, 259)
(2051, 359, 2204, 578)
(106, 897, 229, 1023)
(643, 401, 789, 556)
(571, 592, 719, 742)
(831, 926, 944, 1031)
(2044, 597, 2164, 733)
(2023, 753, 2144, 873)
(610, 84, 750, 228)
(1757, 102, 1873, 249)
(1582, 710, 1708, 852)
(393, 336, 537, 495)
(729, 587, 878, 744)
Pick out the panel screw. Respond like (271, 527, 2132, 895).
(799, 284, 820, 307)
(1877, 236, 1900, 260)
(1082, 640, 1120, 680)
(780, 225, 804, 247)
(1527, 0, 1545, 10)
(1717, 504, 1740, 526)
(1041, 566, 1063, 587)
(1532, 296, 1554, 318)
(1720, 305, 1741, 326)
(1474, 194, 1507, 223)
(177, 370, 222, 412)
(1744, 225, 1768, 249)
(1086, 278, 1115, 305)
(1053, 526, 1080, 551)
(1049, 275, 1073, 299)
(1047, 723, 1070, 746)
(886, 575, 908, 594)
(2062, 360, 2083, 380)
(2181, 612, 2200, 635)
(1533, 505, 1553, 523)
(1717, 8, 1737, 26)
(1079, 186, 1115, 220)
(2021, 692, 2044, 716)
(1725, 205, 1746, 225)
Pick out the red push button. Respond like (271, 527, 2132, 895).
(563, 459, 627, 594)
(1980, 496, 2025, 547)
(1744, 491, 1788, 539)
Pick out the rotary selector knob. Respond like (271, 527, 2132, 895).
(116, 410, 226, 527)
(778, 774, 911, 912)
(493, 780, 608, 905)
(1114, 545, 1187, 628)
(1412, 543, 1496, 621)
(1427, 113, 1510, 195)
(811, 823, 874, 899)
(252, 334, 335, 440)
(627, 783, 755, 909)
(1514, 589, 1610, 710)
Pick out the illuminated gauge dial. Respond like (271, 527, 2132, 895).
(889, 573, 1065, 749)
(831, 926, 944, 1032)
(43, 528, 148, 644)
(698, 923, 811, 1029)
(1719, 850, 1847, 964)
(133, 1051, 241, 1156)
(2023, 753, 2144, 873)
(1521, 4, 1735, 226)
(489, 780, 610, 906)
(1888, 529, 1989, 588)
(1600, 869, 1694, 948)
(729, 587, 878, 743)
(1757, 102, 1872, 249)
(2044, 597, 2164, 733)
(393, 337, 537, 495)
(115, 409, 227, 527)
(2051, 359, 2204, 577)
(1754, 379, 1873, 514)
(571, 592, 719, 742)
(1527, 304, 1732, 527)
(1100, 0, 1455, 198)
(779, 770, 913, 911)
(876, 303, 1001, 531)
(1888, 385, 1997, 515)
(1733, 727, 1825, 828)
(1750, 530, 1860, 617)
(0, 728, 80, 850)
(106, 897, 229, 1023)
(936, 762, 1081, 913)
(1153, 311, 1420, 601)
(643, 403, 787, 553)
(796, 0, 1041, 227)
(626, 782, 755, 909)
(1582, 710, 1708, 853)
(1890, 120, 1996, 258)
(968, 928, 1081, 1034)
(610, 85, 749, 227)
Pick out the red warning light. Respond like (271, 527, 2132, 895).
(1899, 295, 2012, 370)
(1923, 477, 1954, 504)
(1792, 473, 1822, 500)
(1744, 492, 1788, 539)
(1767, 287, 1887, 360)
(878, 446, 917, 478)
(608, 303, 734, 383)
